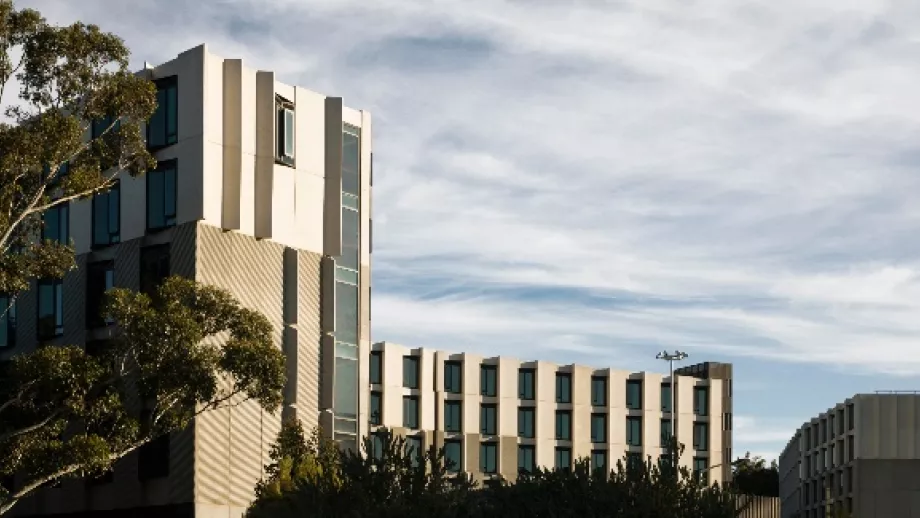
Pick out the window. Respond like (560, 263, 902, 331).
(518, 407, 535, 438)
(138, 433, 170, 480)
(444, 440, 462, 472)
(405, 436, 422, 467)
(555, 373, 572, 403)
(402, 396, 419, 429)
(369, 392, 382, 425)
(480, 404, 497, 436)
(626, 416, 642, 446)
(591, 413, 607, 443)
(402, 356, 419, 389)
(342, 125, 360, 196)
(92, 181, 120, 247)
(555, 410, 571, 440)
(847, 435, 854, 461)
(626, 452, 643, 470)
(148, 76, 178, 149)
(661, 383, 672, 412)
(86, 261, 115, 328)
(829, 415, 835, 439)
(723, 412, 732, 431)
(0, 296, 16, 349)
(139, 245, 170, 297)
(847, 404, 854, 431)
(91, 116, 120, 140)
(480, 442, 498, 474)
(693, 422, 709, 450)
(846, 466, 852, 492)
(554, 447, 572, 472)
(370, 433, 385, 460)
(37, 279, 63, 339)
(146, 159, 177, 231)
(518, 445, 535, 474)
(340, 205, 359, 271)
(41, 203, 69, 245)
(444, 361, 462, 393)
(591, 450, 607, 473)
(626, 380, 642, 410)
(444, 401, 462, 433)
(369, 351, 382, 384)
(480, 365, 497, 396)
(661, 419, 672, 447)
(519, 368, 535, 400)
(692, 457, 708, 480)
(591, 376, 607, 406)
(276, 97, 295, 166)
(693, 386, 709, 416)
(335, 281, 358, 345)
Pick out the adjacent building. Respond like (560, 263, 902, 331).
(368, 341, 733, 486)
(1, 44, 373, 518)
(778, 393, 920, 518)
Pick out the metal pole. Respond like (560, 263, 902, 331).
(656, 350, 688, 470)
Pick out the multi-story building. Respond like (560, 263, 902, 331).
(367, 341, 732, 485)
(1, 44, 373, 518)
(778, 393, 920, 518)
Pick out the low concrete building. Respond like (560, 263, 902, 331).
(778, 392, 920, 518)
(367, 341, 733, 486)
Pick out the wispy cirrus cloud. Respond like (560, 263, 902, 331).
(21, 0, 920, 459)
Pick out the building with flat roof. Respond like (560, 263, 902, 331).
(778, 392, 920, 518)
(367, 341, 733, 485)
(1, 44, 373, 518)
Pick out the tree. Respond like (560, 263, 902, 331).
(731, 452, 779, 497)
(0, 277, 287, 514)
(0, 0, 155, 300)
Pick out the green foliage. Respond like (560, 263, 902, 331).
(0, 277, 286, 515)
(730, 452, 779, 497)
(0, 0, 156, 296)
(246, 430, 747, 518)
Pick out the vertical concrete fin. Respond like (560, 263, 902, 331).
(221, 59, 243, 230)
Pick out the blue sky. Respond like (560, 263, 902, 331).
(24, 0, 920, 462)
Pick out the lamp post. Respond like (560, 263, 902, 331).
(656, 350, 688, 467)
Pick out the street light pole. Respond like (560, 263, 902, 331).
(656, 350, 688, 468)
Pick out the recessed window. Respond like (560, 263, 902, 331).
(139, 244, 170, 297)
(147, 76, 178, 150)
(518, 407, 535, 439)
(693, 386, 709, 416)
(555, 410, 571, 440)
(660, 419, 672, 447)
(480, 365, 497, 397)
(335, 281, 358, 345)
(342, 124, 360, 196)
(554, 447, 571, 472)
(369, 351, 382, 384)
(92, 181, 120, 247)
(276, 97, 295, 166)
(626, 380, 642, 410)
(91, 115, 121, 141)
(41, 203, 69, 245)
(661, 383, 672, 412)
(626, 416, 642, 446)
(480, 404, 497, 436)
(0, 296, 16, 349)
(626, 452, 643, 470)
(138, 432, 170, 480)
(37, 279, 63, 339)
(369, 391, 381, 426)
(555, 373, 571, 403)
(693, 422, 709, 450)
(591, 450, 607, 473)
(444, 440, 462, 473)
(518, 368, 535, 400)
(692, 456, 708, 481)
(405, 436, 422, 467)
(340, 205, 359, 272)
(86, 261, 115, 328)
(591, 376, 607, 406)
(146, 159, 177, 232)
(591, 413, 607, 443)
(518, 445, 535, 474)
(480, 442, 498, 474)
(402, 396, 419, 429)
(403, 356, 419, 389)
(444, 361, 462, 393)
(444, 400, 462, 433)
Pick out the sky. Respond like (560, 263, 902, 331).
(18, 0, 920, 463)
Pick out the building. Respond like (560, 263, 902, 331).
(1, 44, 373, 517)
(367, 341, 732, 485)
(778, 393, 920, 518)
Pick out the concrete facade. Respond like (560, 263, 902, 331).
(778, 393, 920, 518)
(1, 44, 372, 517)
(368, 342, 731, 486)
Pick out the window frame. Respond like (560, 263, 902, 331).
(36, 278, 63, 340)
(693, 386, 709, 416)
(369, 391, 382, 426)
(661, 382, 672, 412)
(146, 159, 178, 232)
(147, 76, 178, 150)
(444, 440, 463, 473)
(660, 418, 672, 447)
(555, 373, 572, 403)
(591, 375, 607, 406)
(480, 365, 497, 397)
(41, 202, 69, 245)
(554, 447, 572, 472)
(590, 413, 607, 443)
(402, 396, 419, 429)
(518, 407, 535, 439)
(591, 450, 607, 473)
(369, 351, 382, 384)
(480, 403, 497, 436)
(402, 355, 419, 389)
(518, 368, 535, 400)
(85, 261, 115, 329)
(518, 444, 535, 474)
(444, 400, 463, 433)
(91, 181, 120, 248)
(693, 421, 709, 450)
(0, 295, 17, 349)
(555, 410, 572, 440)
(480, 442, 498, 474)
(626, 416, 643, 446)
(275, 96, 295, 166)
(139, 244, 170, 298)
(444, 360, 462, 393)
(626, 380, 643, 410)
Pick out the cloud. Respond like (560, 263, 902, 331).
(19, 0, 920, 458)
